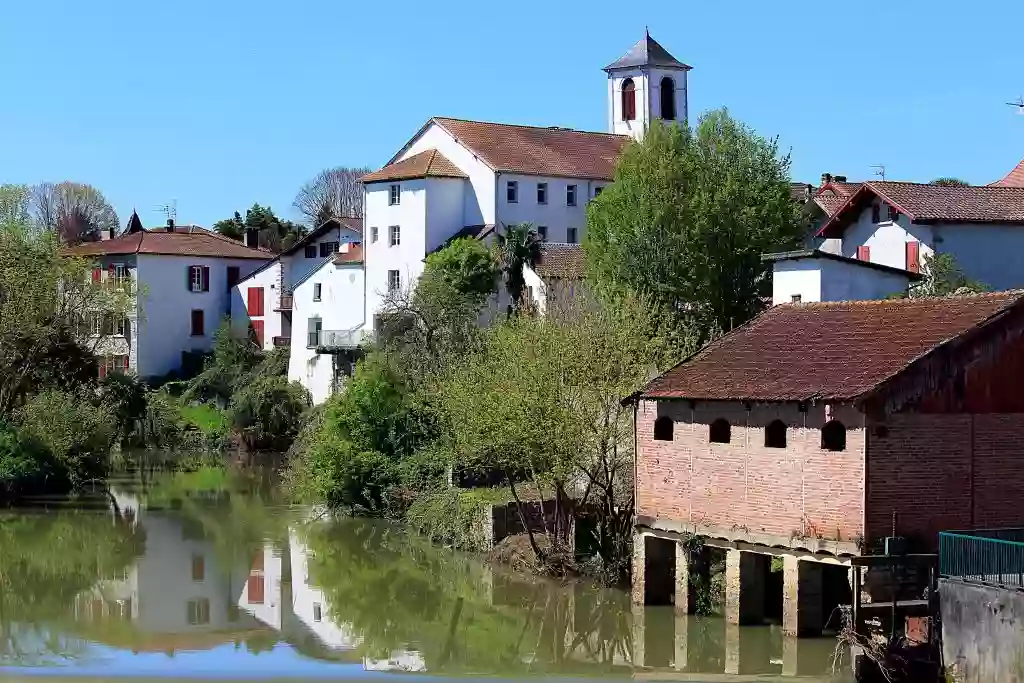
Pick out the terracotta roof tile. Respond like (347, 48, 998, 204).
(431, 118, 630, 180)
(641, 291, 1024, 402)
(333, 242, 364, 264)
(360, 149, 468, 183)
(534, 243, 585, 279)
(813, 181, 862, 216)
(65, 229, 272, 260)
(993, 159, 1024, 188)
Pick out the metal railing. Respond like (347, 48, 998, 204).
(272, 336, 290, 347)
(939, 529, 1024, 588)
(277, 293, 293, 311)
(319, 329, 364, 349)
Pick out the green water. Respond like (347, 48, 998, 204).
(0, 468, 850, 681)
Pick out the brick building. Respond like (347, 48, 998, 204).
(627, 291, 1024, 636)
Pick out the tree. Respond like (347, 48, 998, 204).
(293, 166, 373, 225)
(228, 375, 311, 452)
(586, 113, 802, 348)
(213, 203, 306, 252)
(30, 182, 119, 244)
(931, 177, 970, 187)
(497, 223, 542, 316)
(909, 252, 987, 298)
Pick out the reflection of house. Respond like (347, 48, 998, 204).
(286, 527, 359, 651)
(235, 542, 285, 630)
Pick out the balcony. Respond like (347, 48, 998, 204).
(272, 336, 291, 348)
(276, 292, 293, 312)
(316, 329, 365, 351)
(940, 529, 1024, 588)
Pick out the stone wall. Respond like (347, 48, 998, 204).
(940, 579, 1024, 683)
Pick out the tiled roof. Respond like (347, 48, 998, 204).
(429, 117, 630, 180)
(534, 243, 585, 279)
(790, 183, 815, 203)
(282, 216, 362, 257)
(813, 181, 862, 217)
(64, 228, 272, 260)
(429, 224, 497, 254)
(817, 181, 1024, 238)
(993, 159, 1024, 188)
(333, 243, 364, 264)
(603, 34, 691, 71)
(762, 249, 922, 279)
(360, 149, 468, 183)
(640, 291, 1024, 403)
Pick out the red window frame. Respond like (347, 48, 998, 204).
(857, 245, 871, 261)
(906, 241, 920, 273)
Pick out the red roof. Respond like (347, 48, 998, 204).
(534, 243, 585, 279)
(396, 117, 630, 181)
(333, 243, 364, 264)
(813, 181, 862, 216)
(817, 181, 1024, 238)
(360, 149, 468, 183)
(65, 229, 272, 260)
(993, 159, 1024, 188)
(640, 291, 1024, 403)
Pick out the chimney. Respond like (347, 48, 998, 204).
(102, 226, 116, 241)
(244, 228, 259, 249)
(820, 173, 833, 186)
(166, 219, 175, 233)
(833, 175, 848, 183)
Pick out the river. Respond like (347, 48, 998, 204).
(0, 467, 851, 682)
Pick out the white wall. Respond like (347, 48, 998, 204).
(772, 260, 823, 304)
(496, 173, 598, 244)
(231, 261, 283, 350)
(932, 224, 1024, 292)
(607, 70, 649, 139)
(772, 257, 910, 305)
(87, 254, 140, 373)
(424, 177, 467, 254)
(286, 226, 361, 288)
(287, 527, 360, 650)
(136, 254, 267, 378)
(839, 206, 934, 270)
(647, 67, 689, 126)
(288, 259, 366, 405)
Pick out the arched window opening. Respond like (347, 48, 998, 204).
(709, 418, 731, 444)
(822, 420, 847, 451)
(653, 415, 674, 441)
(765, 419, 787, 448)
(621, 78, 636, 121)
(660, 76, 676, 120)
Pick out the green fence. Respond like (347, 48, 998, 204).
(939, 529, 1024, 588)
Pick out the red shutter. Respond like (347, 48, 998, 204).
(201, 266, 210, 292)
(108, 264, 115, 280)
(857, 245, 871, 261)
(92, 267, 101, 283)
(252, 319, 265, 346)
(905, 241, 920, 273)
(247, 573, 266, 604)
(122, 355, 130, 370)
(247, 287, 265, 317)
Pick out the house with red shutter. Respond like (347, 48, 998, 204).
(65, 212, 271, 379)
(628, 291, 1024, 637)
(768, 181, 1024, 305)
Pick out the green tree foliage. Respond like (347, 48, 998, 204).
(213, 203, 306, 252)
(181, 322, 263, 405)
(98, 373, 149, 447)
(586, 112, 802, 348)
(496, 224, 542, 315)
(930, 177, 970, 187)
(909, 252, 988, 298)
(0, 421, 56, 500)
(228, 376, 311, 452)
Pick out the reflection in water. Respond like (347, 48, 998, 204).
(0, 470, 850, 680)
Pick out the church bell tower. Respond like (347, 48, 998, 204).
(604, 31, 691, 140)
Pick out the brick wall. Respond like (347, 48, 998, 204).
(637, 400, 865, 542)
(866, 412, 1024, 549)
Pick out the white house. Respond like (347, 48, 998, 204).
(66, 213, 272, 380)
(764, 249, 919, 306)
(230, 216, 361, 350)
(287, 242, 365, 405)
(525, 243, 587, 314)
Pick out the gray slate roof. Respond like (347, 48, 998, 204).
(604, 34, 691, 72)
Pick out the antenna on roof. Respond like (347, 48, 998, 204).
(157, 199, 177, 225)
(871, 165, 886, 181)
(1008, 96, 1024, 115)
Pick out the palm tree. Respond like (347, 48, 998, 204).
(497, 223, 543, 316)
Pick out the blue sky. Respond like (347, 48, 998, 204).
(1, 0, 1022, 229)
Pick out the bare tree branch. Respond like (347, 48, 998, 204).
(293, 166, 372, 225)
(30, 182, 119, 244)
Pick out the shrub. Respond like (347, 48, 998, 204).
(98, 372, 148, 447)
(406, 487, 508, 551)
(15, 390, 115, 488)
(0, 421, 61, 500)
(229, 376, 311, 452)
(295, 436, 396, 514)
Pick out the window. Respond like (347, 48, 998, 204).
(660, 76, 676, 120)
(507, 180, 518, 203)
(188, 265, 210, 292)
(389, 184, 401, 206)
(709, 418, 731, 444)
(566, 184, 577, 207)
(191, 554, 205, 582)
(906, 241, 920, 274)
(227, 266, 240, 292)
(888, 206, 900, 222)
(371, 226, 379, 243)
(389, 225, 400, 246)
(387, 269, 401, 294)
(313, 283, 322, 301)
(621, 78, 636, 121)
(190, 310, 205, 337)
(653, 416, 674, 441)
(307, 317, 322, 348)
(247, 287, 264, 316)
(304, 244, 317, 258)
(765, 419, 787, 448)
(98, 354, 129, 379)
(113, 263, 129, 289)
(856, 245, 871, 261)
(566, 227, 578, 244)
(822, 420, 847, 451)
(537, 225, 548, 241)
(319, 241, 339, 258)
(791, 294, 802, 303)
(537, 182, 547, 204)
(116, 315, 128, 337)
(871, 204, 881, 223)
(594, 186, 603, 197)
(313, 603, 323, 623)
(187, 598, 211, 625)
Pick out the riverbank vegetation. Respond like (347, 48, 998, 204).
(289, 112, 802, 583)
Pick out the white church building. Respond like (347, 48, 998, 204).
(232, 33, 692, 403)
